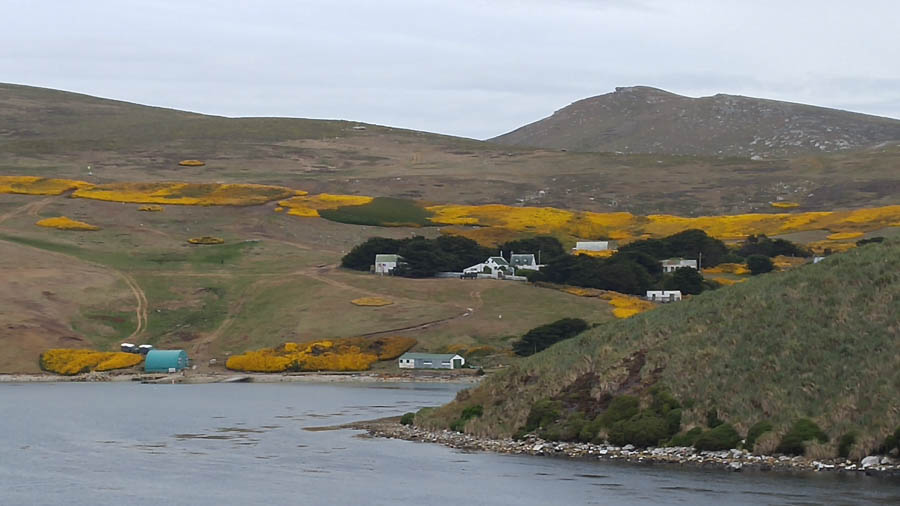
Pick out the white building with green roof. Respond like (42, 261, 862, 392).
(374, 254, 405, 274)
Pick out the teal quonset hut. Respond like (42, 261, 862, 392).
(144, 349, 189, 373)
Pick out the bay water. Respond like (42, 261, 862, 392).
(1, 382, 898, 505)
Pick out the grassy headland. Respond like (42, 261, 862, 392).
(418, 240, 900, 458)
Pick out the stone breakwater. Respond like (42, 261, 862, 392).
(356, 421, 900, 476)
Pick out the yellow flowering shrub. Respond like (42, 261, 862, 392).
(807, 240, 857, 255)
(40, 349, 143, 375)
(178, 160, 206, 167)
(0, 176, 91, 195)
(72, 182, 298, 206)
(138, 205, 164, 212)
(711, 277, 746, 286)
(703, 263, 750, 275)
(36, 216, 99, 231)
(562, 287, 601, 297)
(598, 292, 655, 319)
(225, 336, 416, 372)
(770, 202, 800, 208)
(351, 297, 393, 306)
(572, 249, 616, 258)
(95, 353, 144, 371)
(826, 231, 864, 240)
(772, 255, 807, 271)
(274, 206, 284, 212)
(224, 349, 293, 372)
(188, 236, 225, 245)
(277, 194, 374, 217)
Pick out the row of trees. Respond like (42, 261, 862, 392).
(342, 229, 807, 289)
(341, 235, 494, 277)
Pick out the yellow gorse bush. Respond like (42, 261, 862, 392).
(178, 160, 206, 167)
(36, 216, 100, 231)
(188, 236, 225, 245)
(770, 202, 800, 208)
(427, 202, 900, 244)
(0, 176, 90, 195)
(225, 336, 417, 373)
(599, 292, 656, 319)
(826, 231, 864, 240)
(278, 194, 374, 217)
(351, 297, 393, 306)
(40, 349, 143, 375)
(711, 277, 746, 286)
(702, 263, 750, 275)
(72, 182, 298, 206)
(561, 286, 654, 318)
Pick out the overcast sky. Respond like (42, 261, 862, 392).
(3, 0, 899, 139)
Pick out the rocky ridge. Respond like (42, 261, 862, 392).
(492, 86, 900, 157)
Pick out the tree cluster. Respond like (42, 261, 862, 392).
(737, 234, 810, 258)
(341, 235, 493, 278)
(618, 229, 730, 267)
(512, 318, 589, 356)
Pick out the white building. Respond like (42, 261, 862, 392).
(374, 254, 404, 275)
(573, 241, 618, 252)
(463, 256, 514, 278)
(509, 253, 540, 271)
(399, 353, 465, 369)
(646, 290, 682, 302)
(660, 258, 698, 273)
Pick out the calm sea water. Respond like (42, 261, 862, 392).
(1, 382, 898, 505)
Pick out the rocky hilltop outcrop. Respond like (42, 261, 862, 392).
(492, 86, 900, 157)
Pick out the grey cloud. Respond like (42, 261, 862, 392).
(2, 0, 899, 139)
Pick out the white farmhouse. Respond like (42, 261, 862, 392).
(374, 254, 404, 275)
(646, 290, 682, 302)
(573, 241, 618, 252)
(509, 253, 540, 271)
(463, 256, 514, 278)
(660, 258, 698, 273)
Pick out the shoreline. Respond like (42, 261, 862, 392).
(0, 371, 484, 384)
(347, 419, 900, 477)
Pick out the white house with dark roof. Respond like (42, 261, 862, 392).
(660, 258, 698, 273)
(374, 254, 405, 274)
(646, 290, 682, 302)
(463, 256, 514, 278)
(509, 253, 540, 271)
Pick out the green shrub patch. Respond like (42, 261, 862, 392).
(776, 418, 828, 455)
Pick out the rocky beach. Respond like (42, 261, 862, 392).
(352, 419, 900, 477)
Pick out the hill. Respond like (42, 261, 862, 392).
(418, 240, 900, 457)
(492, 86, 900, 157)
(2, 82, 900, 215)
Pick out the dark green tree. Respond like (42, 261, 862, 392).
(663, 267, 705, 294)
(747, 254, 774, 275)
(513, 318, 589, 356)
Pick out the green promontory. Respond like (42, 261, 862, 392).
(418, 240, 900, 458)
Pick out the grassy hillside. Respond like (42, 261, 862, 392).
(492, 86, 900, 158)
(0, 191, 619, 373)
(2, 83, 899, 215)
(419, 240, 900, 457)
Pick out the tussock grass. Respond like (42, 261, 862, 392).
(420, 240, 900, 456)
